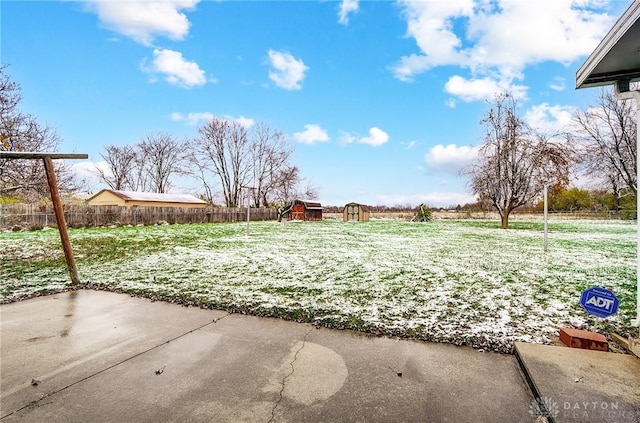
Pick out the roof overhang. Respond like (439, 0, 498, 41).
(576, 0, 640, 90)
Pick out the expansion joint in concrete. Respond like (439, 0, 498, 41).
(3, 316, 228, 419)
(212, 312, 231, 324)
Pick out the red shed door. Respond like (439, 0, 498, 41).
(290, 204, 305, 220)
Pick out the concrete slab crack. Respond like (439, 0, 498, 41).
(267, 325, 313, 423)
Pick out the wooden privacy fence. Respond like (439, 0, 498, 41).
(0, 204, 278, 229)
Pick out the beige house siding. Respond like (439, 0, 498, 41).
(87, 190, 126, 206)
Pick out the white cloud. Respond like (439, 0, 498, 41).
(405, 140, 416, 149)
(549, 76, 566, 91)
(267, 50, 309, 90)
(171, 111, 214, 125)
(424, 144, 480, 174)
(524, 103, 575, 134)
(341, 127, 389, 147)
(171, 112, 254, 127)
(394, 0, 474, 81)
(234, 116, 255, 128)
(393, 0, 614, 101)
(142, 48, 206, 88)
(84, 0, 199, 46)
(72, 160, 102, 179)
(340, 131, 357, 144)
(294, 124, 330, 144)
(444, 74, 528, 102)
(71, 161, 110, 192)
(360, 127, 389, 147)
(338, 0, 359, 25)
(465, 1, 612, 70)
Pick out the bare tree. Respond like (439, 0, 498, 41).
(464, 94, 573, 229)
(572, 88, 637, 199)
(138, 132, 185, 193)
(249, 122, 293, 207)
(191, 118, 252, 207)
(96, 133, 185, 194)
(188, 117, 316, 208)
(274, 170, 319, 209)
(0, 64, 20, 118)
(271, 165, 319, 221)
(185, 150, 218, 204)
(0, 65, 79, 201)
(95, 144, 137, 190)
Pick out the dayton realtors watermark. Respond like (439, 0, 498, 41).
(561, 401, 638, 420)
(529, 397, 639, 421)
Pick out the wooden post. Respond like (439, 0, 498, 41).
(43, 156, 81, 284)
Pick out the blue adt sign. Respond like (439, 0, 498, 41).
(580, 286, 619, 318)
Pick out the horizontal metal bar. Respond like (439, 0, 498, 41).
(0, 152, 89, 160)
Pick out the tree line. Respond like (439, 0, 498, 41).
(0, 65, 316, 210)
(95, 119, 317, 209)
(464, 90, 636, 228)
(0, 65, 80, 201)
(1, 64, 637, 228)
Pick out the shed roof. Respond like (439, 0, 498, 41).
(576, 0, 640, 89)
(88, 189, 206, 205)
(302, 202, 323, 210)
(282, 199, 323, 213)
(294, 199, 323, 209)
(344, 202, 370, 212)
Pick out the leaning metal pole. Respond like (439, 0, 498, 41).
(43, 156, 80, 283)
(1, 151, 87, 284)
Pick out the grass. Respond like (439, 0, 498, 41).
(0, 218, 636, 353)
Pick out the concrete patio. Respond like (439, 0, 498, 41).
(1, 290, 638, 422)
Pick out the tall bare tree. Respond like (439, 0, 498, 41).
(138, 132, 185, 193)
(572, 88, 637, 200)
(190, 118, 252, 207)
(464, 94, 573, 228)
(95, 144, 137, 191)
(0, 65, 79, 201)
(185, 150, 218, 204)
(271, 165, 319, 221)
(187, 117, 317, 208)
(96, 133, 185, 194)
(249, 122, 293, 207)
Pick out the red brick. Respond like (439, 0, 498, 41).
(559, 328, 608, 351)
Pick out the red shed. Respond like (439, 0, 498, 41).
(283, 200, 323, 221)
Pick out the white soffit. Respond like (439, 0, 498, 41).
(576, 0, 640, 89)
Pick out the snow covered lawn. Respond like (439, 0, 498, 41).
(1, 219, 636, 353)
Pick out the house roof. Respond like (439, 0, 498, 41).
(88, 189, 207, 204)
(576, 0, 640, 89)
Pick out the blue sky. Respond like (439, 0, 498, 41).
(2, 0, 632, 207)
